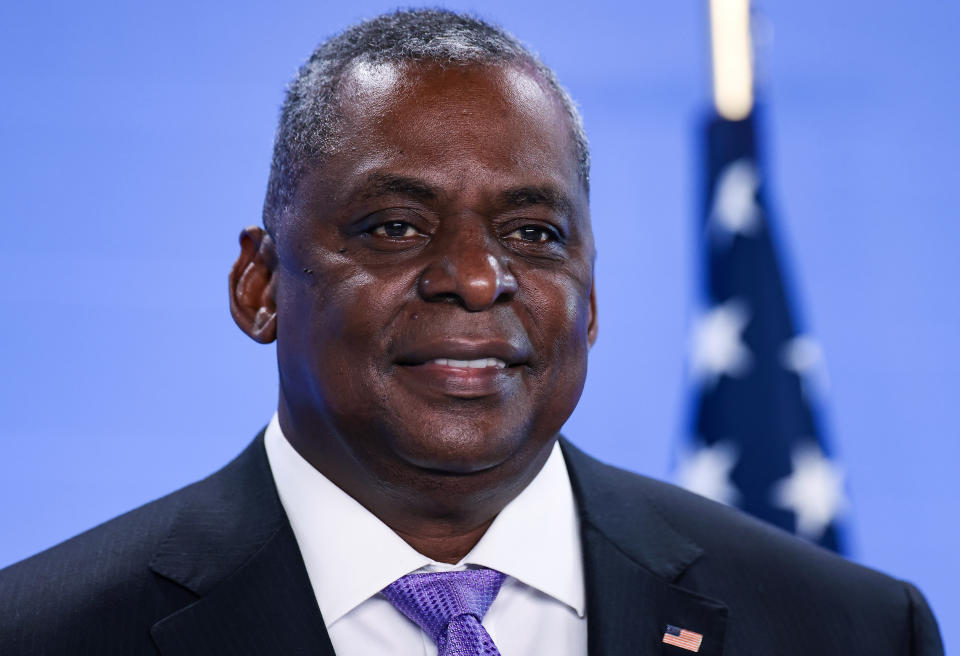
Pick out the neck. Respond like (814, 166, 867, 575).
(391, 519, 496, 564)
(277, 401, 554, 564)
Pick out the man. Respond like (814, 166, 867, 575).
(0, 9, 944, 655)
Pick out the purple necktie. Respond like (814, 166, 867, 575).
(381, 568, 507, 655)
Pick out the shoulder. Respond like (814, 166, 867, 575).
(559, 439, 944, 654)
(562, 436, 886, 583)
(0, 437, 268, 655)
(0, 480, 192, 653)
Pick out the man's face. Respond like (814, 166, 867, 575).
(274, 61, 596, 485)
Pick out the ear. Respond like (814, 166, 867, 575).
(587, 280, 598, 347)
(229, 226, 278, 344)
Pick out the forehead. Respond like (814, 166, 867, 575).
(325, 60, 584, 201)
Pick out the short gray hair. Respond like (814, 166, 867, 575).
(263, 8, 589, 234)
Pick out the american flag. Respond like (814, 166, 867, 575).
(678, 111, 848, 552)
(662, 624, 703, 652)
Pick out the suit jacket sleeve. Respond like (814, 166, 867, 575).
(904, 580, 944, 655)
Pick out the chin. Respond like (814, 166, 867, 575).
(387, 421, 535, 475)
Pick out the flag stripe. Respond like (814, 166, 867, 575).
(662, 627, 703, 652)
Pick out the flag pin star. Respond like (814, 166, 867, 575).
(662, 624, 703, 652)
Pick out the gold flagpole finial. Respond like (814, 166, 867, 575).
(709, 0, 754, 120)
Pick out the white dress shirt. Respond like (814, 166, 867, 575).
(264, 414, 588, 655)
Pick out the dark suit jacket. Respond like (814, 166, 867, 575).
(0, 433, 944, 655)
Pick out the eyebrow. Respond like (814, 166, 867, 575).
(499, 185, 573, 216)
(354, 174, 574, 217)
(358, 173, 439, 203)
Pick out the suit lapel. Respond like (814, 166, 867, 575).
(561, 439, 728, 656)
(150, 521, 335, 656)
(581, 524, 727, 656)
(147, 433, 336, 656)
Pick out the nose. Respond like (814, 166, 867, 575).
(418, 229, 518, 311)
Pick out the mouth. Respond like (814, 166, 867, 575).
(395, 337, 529, 368)
(394, 339, 529, 398)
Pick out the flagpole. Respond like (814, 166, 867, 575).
(709, 0, 754, 120)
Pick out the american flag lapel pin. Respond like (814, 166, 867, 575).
(662, 624, 703, 652)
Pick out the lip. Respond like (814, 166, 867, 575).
(394, 338, 529, 399)
(395, 338, 529, 367)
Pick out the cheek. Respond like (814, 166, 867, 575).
(276, 261, 418, 374)
(274, 265, 395, 417)
(517, 276, 592, 442)
(279, 257, 379, 322)
(522, 271, 594, 356)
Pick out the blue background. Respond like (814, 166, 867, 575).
(1, 0, 956, 647)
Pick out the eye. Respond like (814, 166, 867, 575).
(506, 226, 557, 243)
(372, 221, 420, 238)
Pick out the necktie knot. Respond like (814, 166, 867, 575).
(382, 568, 506, 655)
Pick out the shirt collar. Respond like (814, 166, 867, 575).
(264, 414, 584, 626)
